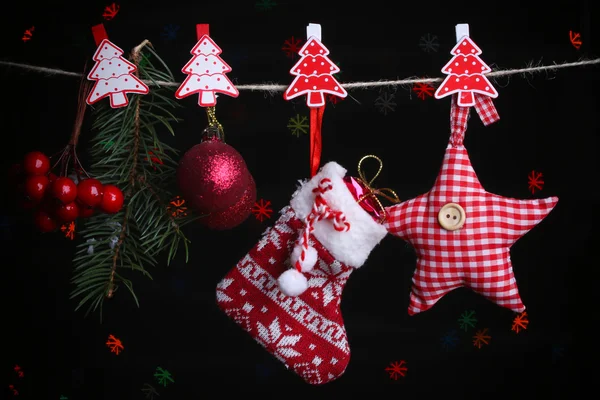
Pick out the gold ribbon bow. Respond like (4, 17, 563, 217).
(355, 155, 401, 224)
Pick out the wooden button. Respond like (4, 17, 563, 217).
(438, 203, 466, 231)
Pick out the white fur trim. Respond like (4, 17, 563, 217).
(289, 161, 388, 268)
(290, 244, 318, 272)
(278, 269, 308, 296)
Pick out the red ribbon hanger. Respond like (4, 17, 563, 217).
(309, 106, 325, 177)
(283, 23, 348, 177)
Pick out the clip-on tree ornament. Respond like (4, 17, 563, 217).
(86, 24, 150, 108)
(284, 23, 348, 177)
(174, 24, 255, 230)
(385, 24, 558, 316)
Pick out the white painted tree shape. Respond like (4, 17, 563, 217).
(216, 278, 234, 303)
(284, 35, 347, 108)
(434, 35, 498, 107)
(86, 39, 149, 108)
(175, 34, 239, 106)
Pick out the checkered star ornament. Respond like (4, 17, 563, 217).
(385, 95, 558, 315)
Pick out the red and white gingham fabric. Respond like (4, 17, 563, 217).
(473, 93, 499, 126)
(385, 95, 558, 316)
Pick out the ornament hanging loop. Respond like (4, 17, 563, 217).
(201, 124, 224, 142)
(355, 155, 401, 224)
(358, 154, 384, 186)
(205, 106, 225, 140)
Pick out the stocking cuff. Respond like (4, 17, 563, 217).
(289, 161, 388, 268)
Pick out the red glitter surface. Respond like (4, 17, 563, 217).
(199, 173, 256, 230)
(177, 138, 251, 213)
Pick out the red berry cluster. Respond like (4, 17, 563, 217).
(11, 151, 125, 233)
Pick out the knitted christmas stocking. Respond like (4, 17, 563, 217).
(216, 162, 387, 385)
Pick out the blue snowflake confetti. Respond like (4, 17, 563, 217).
(551, 345, 564, 363)
(71, 368, 84, 387)
(440, 329, 459, 350)
(172, 277, 185, 295)
(0, 215, 12, 240)
(226, 49, 249, 69)
(161, 24, 180, 41)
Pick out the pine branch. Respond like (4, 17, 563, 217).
(71, 43, 201, 319)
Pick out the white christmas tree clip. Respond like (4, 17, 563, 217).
(86, 23, 150, 108)
(175, 24, 239, 107)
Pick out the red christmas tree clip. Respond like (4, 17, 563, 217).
(284, 23, 347, 107)
(86, 24, 150, 108)
(435, 24, 499, 125)
(175, 24, 239, 107)
(284, 24, 347, 177)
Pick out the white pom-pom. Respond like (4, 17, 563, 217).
(301, 246, 318, 272)
(277, 269, 308, 297)
(290, 244, 318, 272)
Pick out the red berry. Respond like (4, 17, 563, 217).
(56, 201, 80, 223)
(52, 177, 78, 204)
(78, 205, 96, 218)
(24, 175, 50, 203)
(33, 210, 58, 232)
(77, 178, 104, 207)
(100, 185, 124, 214)
(39, 196, 59, 215)
(23, 151, 51, 176)
(43, 173, 59, 202)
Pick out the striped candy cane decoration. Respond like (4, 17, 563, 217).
(278, 178, 351, 297)
(294, 178, 350, 273)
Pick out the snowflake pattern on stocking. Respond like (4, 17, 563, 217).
(228, 307, 252, 332)
(294, 361, 324, 384)
(308, 259, 352, 308)
(256, 317, 303, 363)
(256, 207, 296, 251)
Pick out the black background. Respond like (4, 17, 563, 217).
(1, 0, 596, 398)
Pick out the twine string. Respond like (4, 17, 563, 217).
(1, 58, 598, 93)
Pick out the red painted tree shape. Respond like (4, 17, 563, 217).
(175, 34, 239, 106)
(86, 39, 149, 108)
(284, 34, 347, 107)
(434, 35, 498, 107)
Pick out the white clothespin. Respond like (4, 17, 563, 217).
(455, 23, 469, 42)
(307, 23, 322, 41)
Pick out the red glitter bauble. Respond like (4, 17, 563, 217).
(177, 135, 251, 213)
(199, 174, 257, 230)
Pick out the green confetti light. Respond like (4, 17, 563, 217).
(458, 310, 477, 331)
(154, 367, 174, 387)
